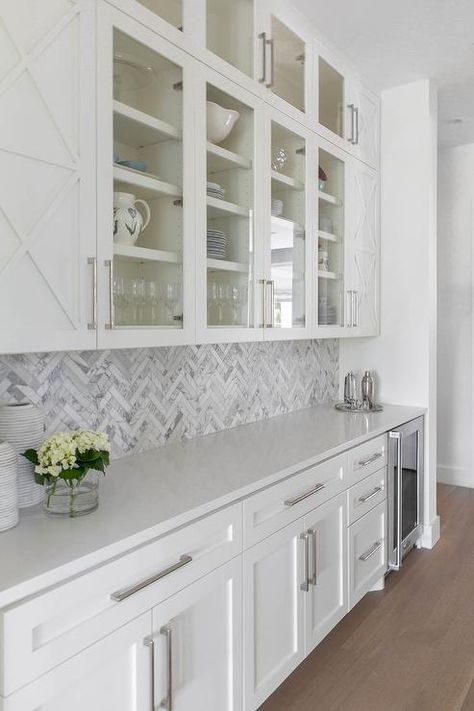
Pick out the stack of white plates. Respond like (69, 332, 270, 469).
(207, 181, 226, 200)
(0, 404, 44, 508)
(271, 198, 283, 217)
(207, 229, 227, 259)
(0, 441, 19, 531)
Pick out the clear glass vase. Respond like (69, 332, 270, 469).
(43, 471, 99, 518)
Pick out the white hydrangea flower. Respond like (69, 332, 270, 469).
(35, 432, 77, 478)
(74, 429, 110, 454)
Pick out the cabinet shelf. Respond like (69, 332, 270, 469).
(207, 258, 249, 273)
(319, 190, 341, 206)
(271, 170, 304, 191)
(207, 142, 252, 173)
(207, 196, 250, 219)
(113, 100, 181, 147)
(271, 215, 305, 234)
(318, 230, 339, 243)
(318, 270, 341, 280)
(113, 165, 181, 200)
(113, 244, 181, 264)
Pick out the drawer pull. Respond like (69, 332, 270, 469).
(359, 540, 382, 562)
(359, 486, 383, 504)
(284, 482, 325, 507)
(110, 554, 193, 602)
(358, 451, 383, 468)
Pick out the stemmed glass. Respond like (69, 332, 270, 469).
(164, 282, 181, 324)
(146, 280, 160, 325)
(113, 275, 127, 326)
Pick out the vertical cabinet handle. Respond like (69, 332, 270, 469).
(104, 259, 114, 330)
(143, 636, 155, 711)
(354, 107, 360, 145)
(347, 104, 355, 144)
(160, 626, 173, 710)
(87, 257, 97, 330)
(308, 528, 317, 586)
(266, 37, 275, 89)
(259, 278, 266, 328)
(352, 290, 359, 327)
(346, 291, 353, 327)
(300, 532, 310, 592)
(258, 32, 267, 83)
(267, 279, 275, 328)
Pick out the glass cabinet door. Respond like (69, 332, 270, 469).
(267, 120, 307, 332)
(206, 0, 254, 78)
(268, 13, 306, 115)
(317, 145, 346, 329)
(134, 0, 183, 29)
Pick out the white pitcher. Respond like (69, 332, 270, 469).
(113, 192, 151, 246)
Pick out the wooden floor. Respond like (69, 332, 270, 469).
(261, 484, 474, 711)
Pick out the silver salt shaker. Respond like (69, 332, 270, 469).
(361, 371, 375, 409)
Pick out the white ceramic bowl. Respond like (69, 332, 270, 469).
(207, 101, 240, 144)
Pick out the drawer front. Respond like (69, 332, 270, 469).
(0, 503, 242, 696)
(243, 453, 346, 548)
(348, 501, 387, 609)
(347, 434, 387, 487)
(347, 468, 387, 526)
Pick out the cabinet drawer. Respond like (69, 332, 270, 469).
(347, 468, 387, 526)
(348, 501, 387, 609)
(243, 453, 346, 548)
(347, 434, 387, 486)
(0, 503, 242, 696)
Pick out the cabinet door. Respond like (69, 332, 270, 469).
(1, 613, 152, 711)
(243, 518, 306, 709)
(97, 5, 195, 348)
(346, 82, 380, 169)
(316, 41, 352, 152)
(0, 0, 96, 354)
(263, 108, 313, 340)
(151, 558, 242, 711)
(304, 493, 348, 654)
(346, 160, 379, 337)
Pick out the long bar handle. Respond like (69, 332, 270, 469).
(284, 482, 325, 507)
(258, 278, 266, 328)
(359, 540, 382, 562)
(143, 636, 155, 711)
(354, 106, 360, 145)
(266, 279, 275, 328)
(87, 257, 97, 330)
(308, 528, 317, 586)
(300, 532, 310, 592)
(258, 32, 267, 84)
(359, 486, 383, 504)
(104, 259, 114, 330)
(110, 554, 192, 602)
(266, 37, 275, 89)
(160, 626, 173, 710)
(353, 290, 359, 327)
(347, 104, 355, 144)
(358, 451, 383, 467)
(389, 431, 402, 571)
(346, 291, 353, 327)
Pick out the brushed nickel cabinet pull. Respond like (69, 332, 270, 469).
(110, 554, 192, 602)
(359, 486, 383, 504)
(160, 626, 173, 710)
(358, 451, 383, 467)
(308, 528, 317, 586)
(258, 32, 267, 84)
(284, 482, 325, 507)
(359, 540, 382, 562)
(87, 257, 97, 330)
(300, 531, 310, 592)
(104, 259, 114, 330)
(143, 636, 155, 711)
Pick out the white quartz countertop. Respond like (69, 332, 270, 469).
(0, 402, 424, 606)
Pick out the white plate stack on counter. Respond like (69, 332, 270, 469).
(0, 441, 18, 531)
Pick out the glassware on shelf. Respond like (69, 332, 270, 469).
(271, 146, 289, 173)
(163, 282, 181, 324)
(113, 52, 155, 102)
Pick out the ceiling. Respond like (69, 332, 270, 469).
(293, 0, 474, 148)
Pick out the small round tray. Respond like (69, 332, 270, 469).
(335, 402, 384, 413)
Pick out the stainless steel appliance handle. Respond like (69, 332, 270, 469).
(143, 636, 155, 711)
(308, 528, 317, 586)
(358, 451, 383, 467)
(359, 540, 382, 562)
(87, 257, 97, 330)
(258, 278, 266, 328)
(284, 482, 325, 507)
(389, 431, 402, 570)
(347, 104, 355, 144)
(258, 32, 267, 84)
(354, 106, 360, 145)
(160, 626, 173, 710)
(359, 486, 383, 504)
(110, 554, 192, 602)
(104, 259, 114, 330)
(266, 37, 275, 88)
(300, 532, 310, 592)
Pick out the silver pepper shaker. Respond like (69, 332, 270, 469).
(361, 371, 375, 409)
(344, 371, 357, 407)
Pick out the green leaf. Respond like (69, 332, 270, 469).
(22, 449, 39, 465)
(34, 473, 46, 485)
(59, 465, 87, 481)
(78, 449, 102, 463)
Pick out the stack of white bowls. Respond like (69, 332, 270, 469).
(0, 441, 18, 531)
(0, 403, 44, 508)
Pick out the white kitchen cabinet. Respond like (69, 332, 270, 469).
(0, 0, 96, 354)
(1, 613, 152, 711)
(152, 557, 242, 711)
(348, 501, 387, 609)
(346, 82, 380, 169)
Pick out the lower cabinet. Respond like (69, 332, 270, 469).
(243, 493, 347, 710)
(348, 501, 387, 609)
(0, 613, 153, 711)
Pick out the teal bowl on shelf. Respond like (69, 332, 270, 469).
(117, 159, 147, 172)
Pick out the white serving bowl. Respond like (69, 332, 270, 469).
(207, 101, 240, 144)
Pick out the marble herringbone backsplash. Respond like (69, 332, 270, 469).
(0, 341, 338, 457)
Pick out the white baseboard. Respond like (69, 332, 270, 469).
(438, 464, 473, 489)
(421, 515, 440, 549)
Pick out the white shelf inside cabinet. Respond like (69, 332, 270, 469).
(271, 215, 304, 233)
(318, 230, 339, 243)
(113, 100, 180, 147)
(207, 196, 250, 219)
(113, 244, 181, 264)
(114, 165, 181, 200)
(318, 270, 341, 280)
(271, 170, 304, 191)
(207, 258, 249, 273)
(207, 142, 252, 172)
(319, 190, 341, 206)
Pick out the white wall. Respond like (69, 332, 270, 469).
(437, 144, 474, 487)
(340, 79, 439, 548)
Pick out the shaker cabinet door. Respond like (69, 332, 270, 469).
(0, 0, 96, 354)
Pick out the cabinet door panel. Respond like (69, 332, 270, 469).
(1, 614, 152, 711)
(348, 502, 387, 609)
(304, 493, 348, 653)
(349, 84, 380, 169)
(152, 558, 242, 711)
(0, 0, 96, 354)
(243, 519, 305, 709)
